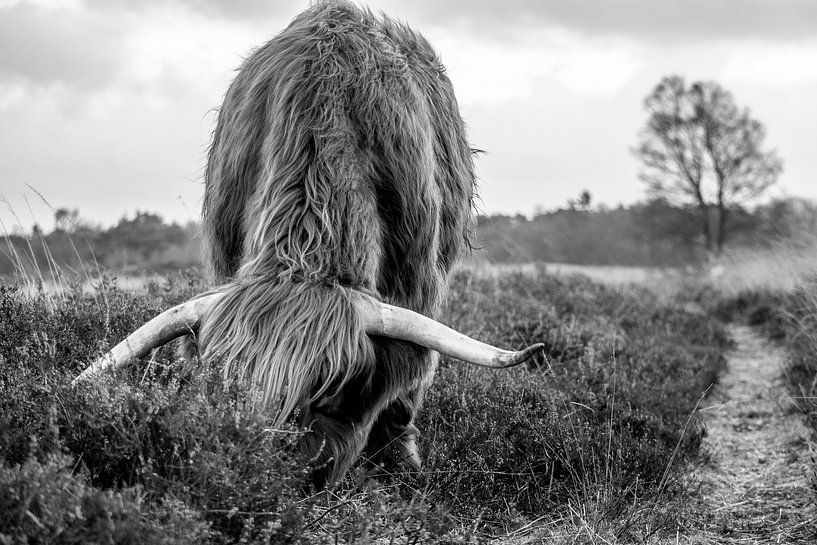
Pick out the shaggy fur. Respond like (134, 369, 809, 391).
(197, 0, 475, 486)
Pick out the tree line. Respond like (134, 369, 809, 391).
(2, 194, 814, 277)
(1, 211, 200, 277)
(476, 196, 817, 266)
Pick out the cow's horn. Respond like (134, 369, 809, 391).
(72, 292, 223, 383)
(73, 290, 543, 383)
(354, 294, 544, 368)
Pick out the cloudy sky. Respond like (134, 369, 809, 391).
(2, 0, 817, 231)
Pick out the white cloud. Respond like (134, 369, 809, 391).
(551, 43, 642, 96)
(722, 41, 817, 86)
(123, 7, 264, 94)
(0, 81, 26, 111)
(427, 26, 641, 105)
(0, 1, 128, 90)
(0, 0, 82, 9)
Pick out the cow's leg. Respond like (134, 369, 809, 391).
(364, 392, 423, 473)
(300, 381, 376, 489)
(363, 343, 437, 474)
(300, 406, 371, 489)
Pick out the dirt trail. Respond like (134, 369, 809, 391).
(689, 325, 816, 543)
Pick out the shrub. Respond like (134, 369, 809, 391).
(0, 453, 211, 545)
(0, 269, 731, 541)
(413, 270, 728, 528)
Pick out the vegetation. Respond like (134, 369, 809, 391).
(1, 210, 200, 279)
(477, 196, 817, 266)
(0, 265, 731, 543)
(634, 76, 783, 254)
(778, 280, 817, 461)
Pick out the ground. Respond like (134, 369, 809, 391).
(684, 325, 816, 544)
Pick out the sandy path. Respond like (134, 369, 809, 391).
(689, 325, 816, 543)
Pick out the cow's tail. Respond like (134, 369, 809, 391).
(196, 275, 376, 429)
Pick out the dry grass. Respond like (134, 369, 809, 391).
(464, 234, 817, 299)
(459, 261, 676, 287)
(704, 234, 817, 295)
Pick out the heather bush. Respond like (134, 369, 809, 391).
(0, 278, 459, 543)
(415, 270, 728, 526)
(0, 453, 211, 545)
(0, 268, 731, 541)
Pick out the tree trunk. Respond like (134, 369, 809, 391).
(696, 198, 713, 253)
(716, 203, 728, 253)
(714, 168, 727, 254)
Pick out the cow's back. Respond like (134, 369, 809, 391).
(202, 0, 474, 317)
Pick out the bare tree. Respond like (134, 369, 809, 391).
(634, 76, 782, 253)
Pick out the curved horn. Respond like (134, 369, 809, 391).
(354, 294, 544, 368)
(72, 292, 223, 383)
(74, 290, 543, 383)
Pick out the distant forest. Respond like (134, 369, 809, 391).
(1, 211, 200, 278)
(2, 197, 816, 278)
(475, 197, 817, 266)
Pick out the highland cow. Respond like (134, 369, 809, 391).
(76, 1, 542, 487)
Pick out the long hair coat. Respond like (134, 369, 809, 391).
(196, 0, 475, 485)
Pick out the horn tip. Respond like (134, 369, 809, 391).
(519, 342, 546, 363)
(496, 343, 546, 368)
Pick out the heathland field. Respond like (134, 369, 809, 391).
(1, 253, 816, 543)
